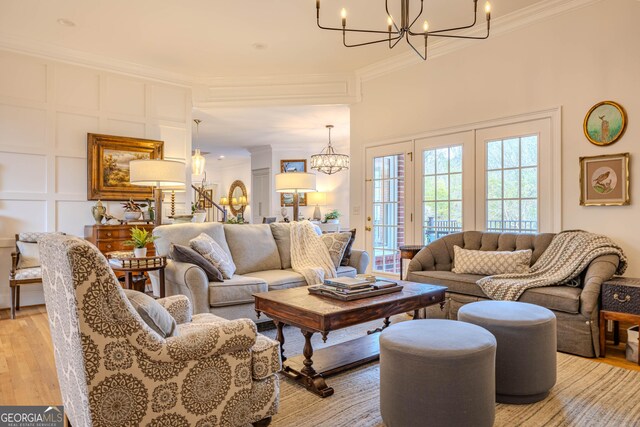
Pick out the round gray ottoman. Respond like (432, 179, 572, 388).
(458, 301, 557, 404)
(379, 319, 496, 427)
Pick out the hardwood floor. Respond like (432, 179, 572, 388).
(1, 305, 638, 409)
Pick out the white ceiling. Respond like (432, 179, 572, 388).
(0, 0, 544, 160)
(0, 0, 542, 78)
(193, 104, 350, 165)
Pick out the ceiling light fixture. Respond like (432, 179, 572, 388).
(192, 119, 206, 175)
(310, 125, 349, 175)
(57, 18, 76, 27)
(316, 0, 491, 60)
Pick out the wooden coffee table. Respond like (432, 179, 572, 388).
(254, 281, 446, 397)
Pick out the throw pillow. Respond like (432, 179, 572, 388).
(340, 228, 357, 266)
(169, 244, 223, 282)
(17, 241, 40, 269)
(452, 246, 532, 276)
(321, 232, 352, 268)
(189, 233, 236, 279)
(123, 289, 178, 338)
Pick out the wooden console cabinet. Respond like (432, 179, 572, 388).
(84, 224, 155, 255)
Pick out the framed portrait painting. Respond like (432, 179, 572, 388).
(87, 133, 164, 201)
(579, 153, 630, 206)
(583, 101, 627, 146)
(280, 159, 308, 207)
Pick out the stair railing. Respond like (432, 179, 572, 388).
(192, 184, 227, 222)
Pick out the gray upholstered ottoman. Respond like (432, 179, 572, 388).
(379, 319, 496, 427)
(458, 301, 557, 404)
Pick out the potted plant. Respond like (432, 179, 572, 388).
(121, 199, 147, 222)
(324, 209, 341, 224)
(123, 226, 158, 258)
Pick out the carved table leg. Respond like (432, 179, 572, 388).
(275, 320, 286, 363)
(301, 331, 316, 377)
(367, 317, 391, 335)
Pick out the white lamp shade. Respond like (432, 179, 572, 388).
(275, 172, 316, 193)
(129, 159, 186, 187)
(306, 192, 327, 206)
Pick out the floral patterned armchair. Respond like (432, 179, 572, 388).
(39, 235, 280, 427)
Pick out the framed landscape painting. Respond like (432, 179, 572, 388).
(579, 153, 630, 206)
(280, 159, 308, 207)
(583, 101, 627, 146)
(87, 134, 164, 201)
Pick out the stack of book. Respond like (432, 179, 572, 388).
(308, 276, 402, 301)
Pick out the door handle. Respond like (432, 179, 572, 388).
(365, 226, 372, 231)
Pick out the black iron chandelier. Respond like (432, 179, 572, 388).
(311, 125, 350, 175)
(316, 0, 491, 60)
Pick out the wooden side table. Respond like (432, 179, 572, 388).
(108, 254, 167, 298)
(399, 245, 425, 280)
(599, 277, 640, 365)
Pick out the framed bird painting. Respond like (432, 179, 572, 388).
(579, 153, 630, 206)
(583, 101, 627, 146)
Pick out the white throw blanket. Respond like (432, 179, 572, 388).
(477, 230, 627, 300)
(290, 220, 336, 285)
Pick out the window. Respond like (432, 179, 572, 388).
(485, 135, 538, 233)
(422, 145, 463, 243)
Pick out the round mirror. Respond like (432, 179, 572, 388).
(228, 180, 247, 216)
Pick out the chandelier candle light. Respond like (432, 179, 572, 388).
(316, 0, 491, 60)
(310, 124, 350, 175)
(192, 119, 206, 176)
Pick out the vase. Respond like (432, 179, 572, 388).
(327, 219, 339, 224)
(91, 200, 106, 224)
(124, 211, 142, 221)
(192, 212, 206, 223)
(134, 247, 147, 258)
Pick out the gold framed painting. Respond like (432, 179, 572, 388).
(87, 133, 164, 201)
(579, 152, 630, 206)
(583, 101, 627, 146)
(280, 159, 308, 207)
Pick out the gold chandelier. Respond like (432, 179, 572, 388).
(310, 125, 350, 175)
(316, 0, 491, 60)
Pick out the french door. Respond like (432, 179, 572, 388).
(365, 142, 414, 276)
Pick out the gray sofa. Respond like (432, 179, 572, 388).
(152, 222, 369, 323)
(407, 231, 621, 358)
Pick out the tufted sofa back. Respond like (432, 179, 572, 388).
(409, 231, 556, 272)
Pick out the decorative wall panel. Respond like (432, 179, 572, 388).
(0, 152, 47, 193)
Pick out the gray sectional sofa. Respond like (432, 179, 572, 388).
(407, 231, 621, 358)
(152, 222, 369, 323)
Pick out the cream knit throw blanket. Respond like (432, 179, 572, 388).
(290, 220, 336, 285)
(477, 230, 627, 301)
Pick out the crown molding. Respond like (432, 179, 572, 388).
(356, 0, 603, 83)
(0, 33, 194, 87)
(193, 73, 361, 107)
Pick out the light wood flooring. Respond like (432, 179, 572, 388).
(1, 305, 638, 408)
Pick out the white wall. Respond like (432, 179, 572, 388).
(0, 50, 192, 308)
(350, 0, 640, 275)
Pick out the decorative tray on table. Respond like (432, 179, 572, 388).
(308, 276, 402, 301)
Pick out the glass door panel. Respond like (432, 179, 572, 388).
(365, 142, 413, 276)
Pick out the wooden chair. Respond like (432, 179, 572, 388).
(9, 232, 63, 319)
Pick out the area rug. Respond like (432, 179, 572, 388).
(261, 317, 640, 427)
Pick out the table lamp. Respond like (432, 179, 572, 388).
(130, 159, 186, 226)
(163, 185, 186, 217)
(275, 172, 316, 221)
(306, 192, 327, 221)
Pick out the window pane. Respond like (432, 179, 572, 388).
(487, 200, 503, 231)
(521, 200, 538, 231)
(521, 167, 537, 198)
(374, 181, 382, 202)
(487, 140, 502, 169)
(450, 201, 462, 224)
(424, 202, 436, 222)
(487, 170, 502, 199)
(503, 138, 520, 168)
(424, 175, 436, 201)
(424, 150, 435, 175)
(504, 169, 520, 199)
(504, 200, 520, 228)
(450, 173, 462, 200)
(374, 157, 383, 179)
(436, 202, 449, 221)
(521, 136, 538, 167)
(450, 145, 462, 173)
(436, 148, 449, 174)
(436, 175, 449, 200)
